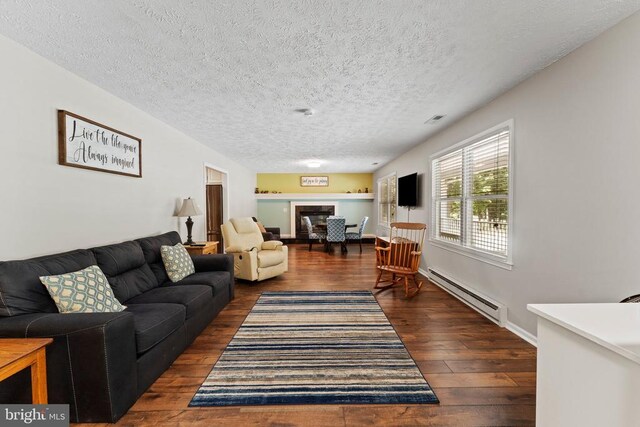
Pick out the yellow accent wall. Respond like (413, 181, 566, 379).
(257, 173, 373, 194)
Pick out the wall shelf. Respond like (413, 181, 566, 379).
(255, 193, 374, 200)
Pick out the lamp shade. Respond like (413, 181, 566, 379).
(177, 197, 202, 217)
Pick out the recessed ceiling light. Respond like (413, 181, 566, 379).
(424, 114, 446, 125)
(306, 160, 322, 168)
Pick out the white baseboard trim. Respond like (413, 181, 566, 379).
(506, 321, 537, 347)
(421, 268, 501, 327)
(420, 267, 538, 346)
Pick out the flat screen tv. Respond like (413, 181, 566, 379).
(398, 173, 418, 207)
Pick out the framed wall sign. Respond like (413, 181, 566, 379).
(300, 176, 329, 187)
(58, 110, 142, 178)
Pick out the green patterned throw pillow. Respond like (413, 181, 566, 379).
(39, 265, 126, 313)
(161, 243, 195, 282)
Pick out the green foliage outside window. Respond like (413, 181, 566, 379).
(444, 166, 508, 222)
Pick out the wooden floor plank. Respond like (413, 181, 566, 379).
(343, 405, 535, 426)
(74, 243, 536, 426)
(427, 372, 519, 388)
(435, 386, 536, 406)
(445, 358, 537, 373)
(505, 372, 537, 387)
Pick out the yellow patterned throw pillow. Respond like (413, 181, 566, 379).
(161, 243, 196, 282)
(39, 265, 126, 313)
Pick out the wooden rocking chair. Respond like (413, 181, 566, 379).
(374, 222, 427, 298)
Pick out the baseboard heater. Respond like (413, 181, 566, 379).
(427, 268, 507, 326)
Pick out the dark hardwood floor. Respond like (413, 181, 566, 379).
(82, 244, 536, 426)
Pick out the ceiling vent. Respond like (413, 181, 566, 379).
(424, 115, 446, 124)
(295, 108, 314, 116)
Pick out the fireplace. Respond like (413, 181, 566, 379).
(293, 204, 336, 239)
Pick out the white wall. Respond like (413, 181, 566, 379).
(0, 35, 256, 259)
(374, 11, 640, 336)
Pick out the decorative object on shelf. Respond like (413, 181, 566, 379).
(300, 176, 329, 187)
(255, 188, 259, 193)
(177, 197, 202, 245)
(58, 110, 142, 178)
(358, 189, 362, 193)
(365, 187, 369, 193)
(347, 191, 351, 193)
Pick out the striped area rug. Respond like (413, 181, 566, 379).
(189, 291, 438, 406)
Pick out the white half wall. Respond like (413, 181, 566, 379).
(374, 11, 640, 336)
(0, 35, 256, 259)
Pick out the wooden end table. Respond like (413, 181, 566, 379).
(183, 241, 219, 255)
(0, 338, 53, 404)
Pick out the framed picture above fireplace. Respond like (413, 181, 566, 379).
(300, 176, 329, 187)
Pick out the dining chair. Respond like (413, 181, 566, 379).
(374, 222, 427, 298)
(326, 216, 346, 253)
(345, 216, 369, 253)
(302, 216, 326, 252)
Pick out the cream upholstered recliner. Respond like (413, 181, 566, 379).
(221, 217, 288, 281)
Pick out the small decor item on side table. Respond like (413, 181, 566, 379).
(177, 197, 203, 245)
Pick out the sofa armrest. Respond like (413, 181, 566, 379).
(262, 240, 283, 250)
(191, 254, 235, 299)
(0, 312, 137, 423)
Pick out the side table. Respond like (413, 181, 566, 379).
(0, 338, 53, 404)
(183, 241, 219, 255)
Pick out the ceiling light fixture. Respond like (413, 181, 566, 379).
(306, 160, 322, 168)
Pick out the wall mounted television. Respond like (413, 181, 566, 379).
(398, 173, 418, 207)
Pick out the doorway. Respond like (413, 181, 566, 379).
(204, 166, 227, 253)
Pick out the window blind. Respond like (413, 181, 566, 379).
(432, 125, 511, 260)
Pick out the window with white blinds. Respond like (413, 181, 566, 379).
(377, 173, 397, 227)
(431, 121, 513, 266)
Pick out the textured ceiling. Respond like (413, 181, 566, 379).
(1, 1, 639, 172)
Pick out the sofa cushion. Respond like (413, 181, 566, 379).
(165, 272, 231, 301)
(125, 285, 212, 319)
(39, 265, 126, 313)
(125, 303, 185, 354)
(135, 232, 182, 285)
(91, 241, 158, 302)
(257, 250, 285, 268)
(160, 243, 195, 282)
(0, 249, 97, 317)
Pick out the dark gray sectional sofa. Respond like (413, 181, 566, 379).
(0, 231, 234, 423)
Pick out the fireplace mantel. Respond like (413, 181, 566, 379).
(256, 193, 373, 200)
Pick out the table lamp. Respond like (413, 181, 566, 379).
(177, 197, 202, 245)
